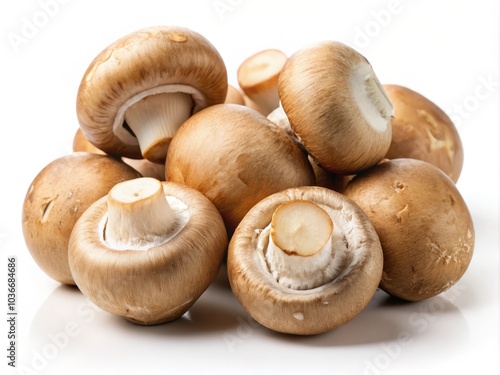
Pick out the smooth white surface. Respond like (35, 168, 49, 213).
(1, 0, 499, 374)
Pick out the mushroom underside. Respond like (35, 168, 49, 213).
(228, 186, 383, 335)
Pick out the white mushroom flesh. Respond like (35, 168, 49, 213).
(112, 84, 207, 160)
(350, 62, 394, 133)
(238, 50, 287, 116)
(101, 178, 190, 251)
(256, 201, 354, 290)
(124, 92, 193, 158)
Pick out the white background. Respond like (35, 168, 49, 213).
(1, 0, 499, 374)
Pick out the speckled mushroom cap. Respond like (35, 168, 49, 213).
(227, 186, 383, 335)
(383, 84, 464, 183)
(343, 158, 474, 301)
(76, 25, 228, 160)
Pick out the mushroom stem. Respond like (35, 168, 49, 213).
(238, 49, 287, 116)
(124, 93, 193, 163)
(260, 200, 348, 290)
(351, 63, 394, 132)
(104, 177, 177, 249)
(271, 200, 333, 256)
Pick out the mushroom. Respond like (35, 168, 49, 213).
(343, 158, 474, 301)
(227, 186, 383, 335)
(278, 41, 393, 174)
(165, 104, 315, 234)
(237, 49, 287, 116)
(68, 178, 227, 325)
(72, 128, 165, 180)
(22, 152, 141, 285)
(383, 84, 464, 182)
(224, 84, 245, 105)
(76, 25, 228, 164)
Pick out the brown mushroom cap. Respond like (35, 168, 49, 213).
(343, 158, 474, 301)
(383, 84, 464, 182)
(165, 104, 315, 234)
(227, 186, 383, 335)
(278, 41, 393, 174)
(68, 180, 227, 325)
(77, 25, 227, 162)
(22, 152, 141, 285)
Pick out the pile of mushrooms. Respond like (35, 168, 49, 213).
(22, 25, 475, 335)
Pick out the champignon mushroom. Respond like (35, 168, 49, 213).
(383, 84, 464, 182)
(22, 152, 141, 285)
(343, 158, 474, 301)
(76, 25, 228, 164)
(68, 178, 227, 325)
(278, 41, 393, 174)
(237, 49, 287, 116)
(227, 186, 383, 335)
(72, 128, 165, 180)
(165, 104, 315, 234)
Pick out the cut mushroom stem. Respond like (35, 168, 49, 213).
(271, 200, 333, 256)
(238, 49, 287, 116)
(124, 93, 194, 163)
(351, 63, 394, 132)
(262, 200, 344, 290)
(105, 177, 177, 249)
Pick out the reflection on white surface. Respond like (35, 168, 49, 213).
(17, 266, 473, 375)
